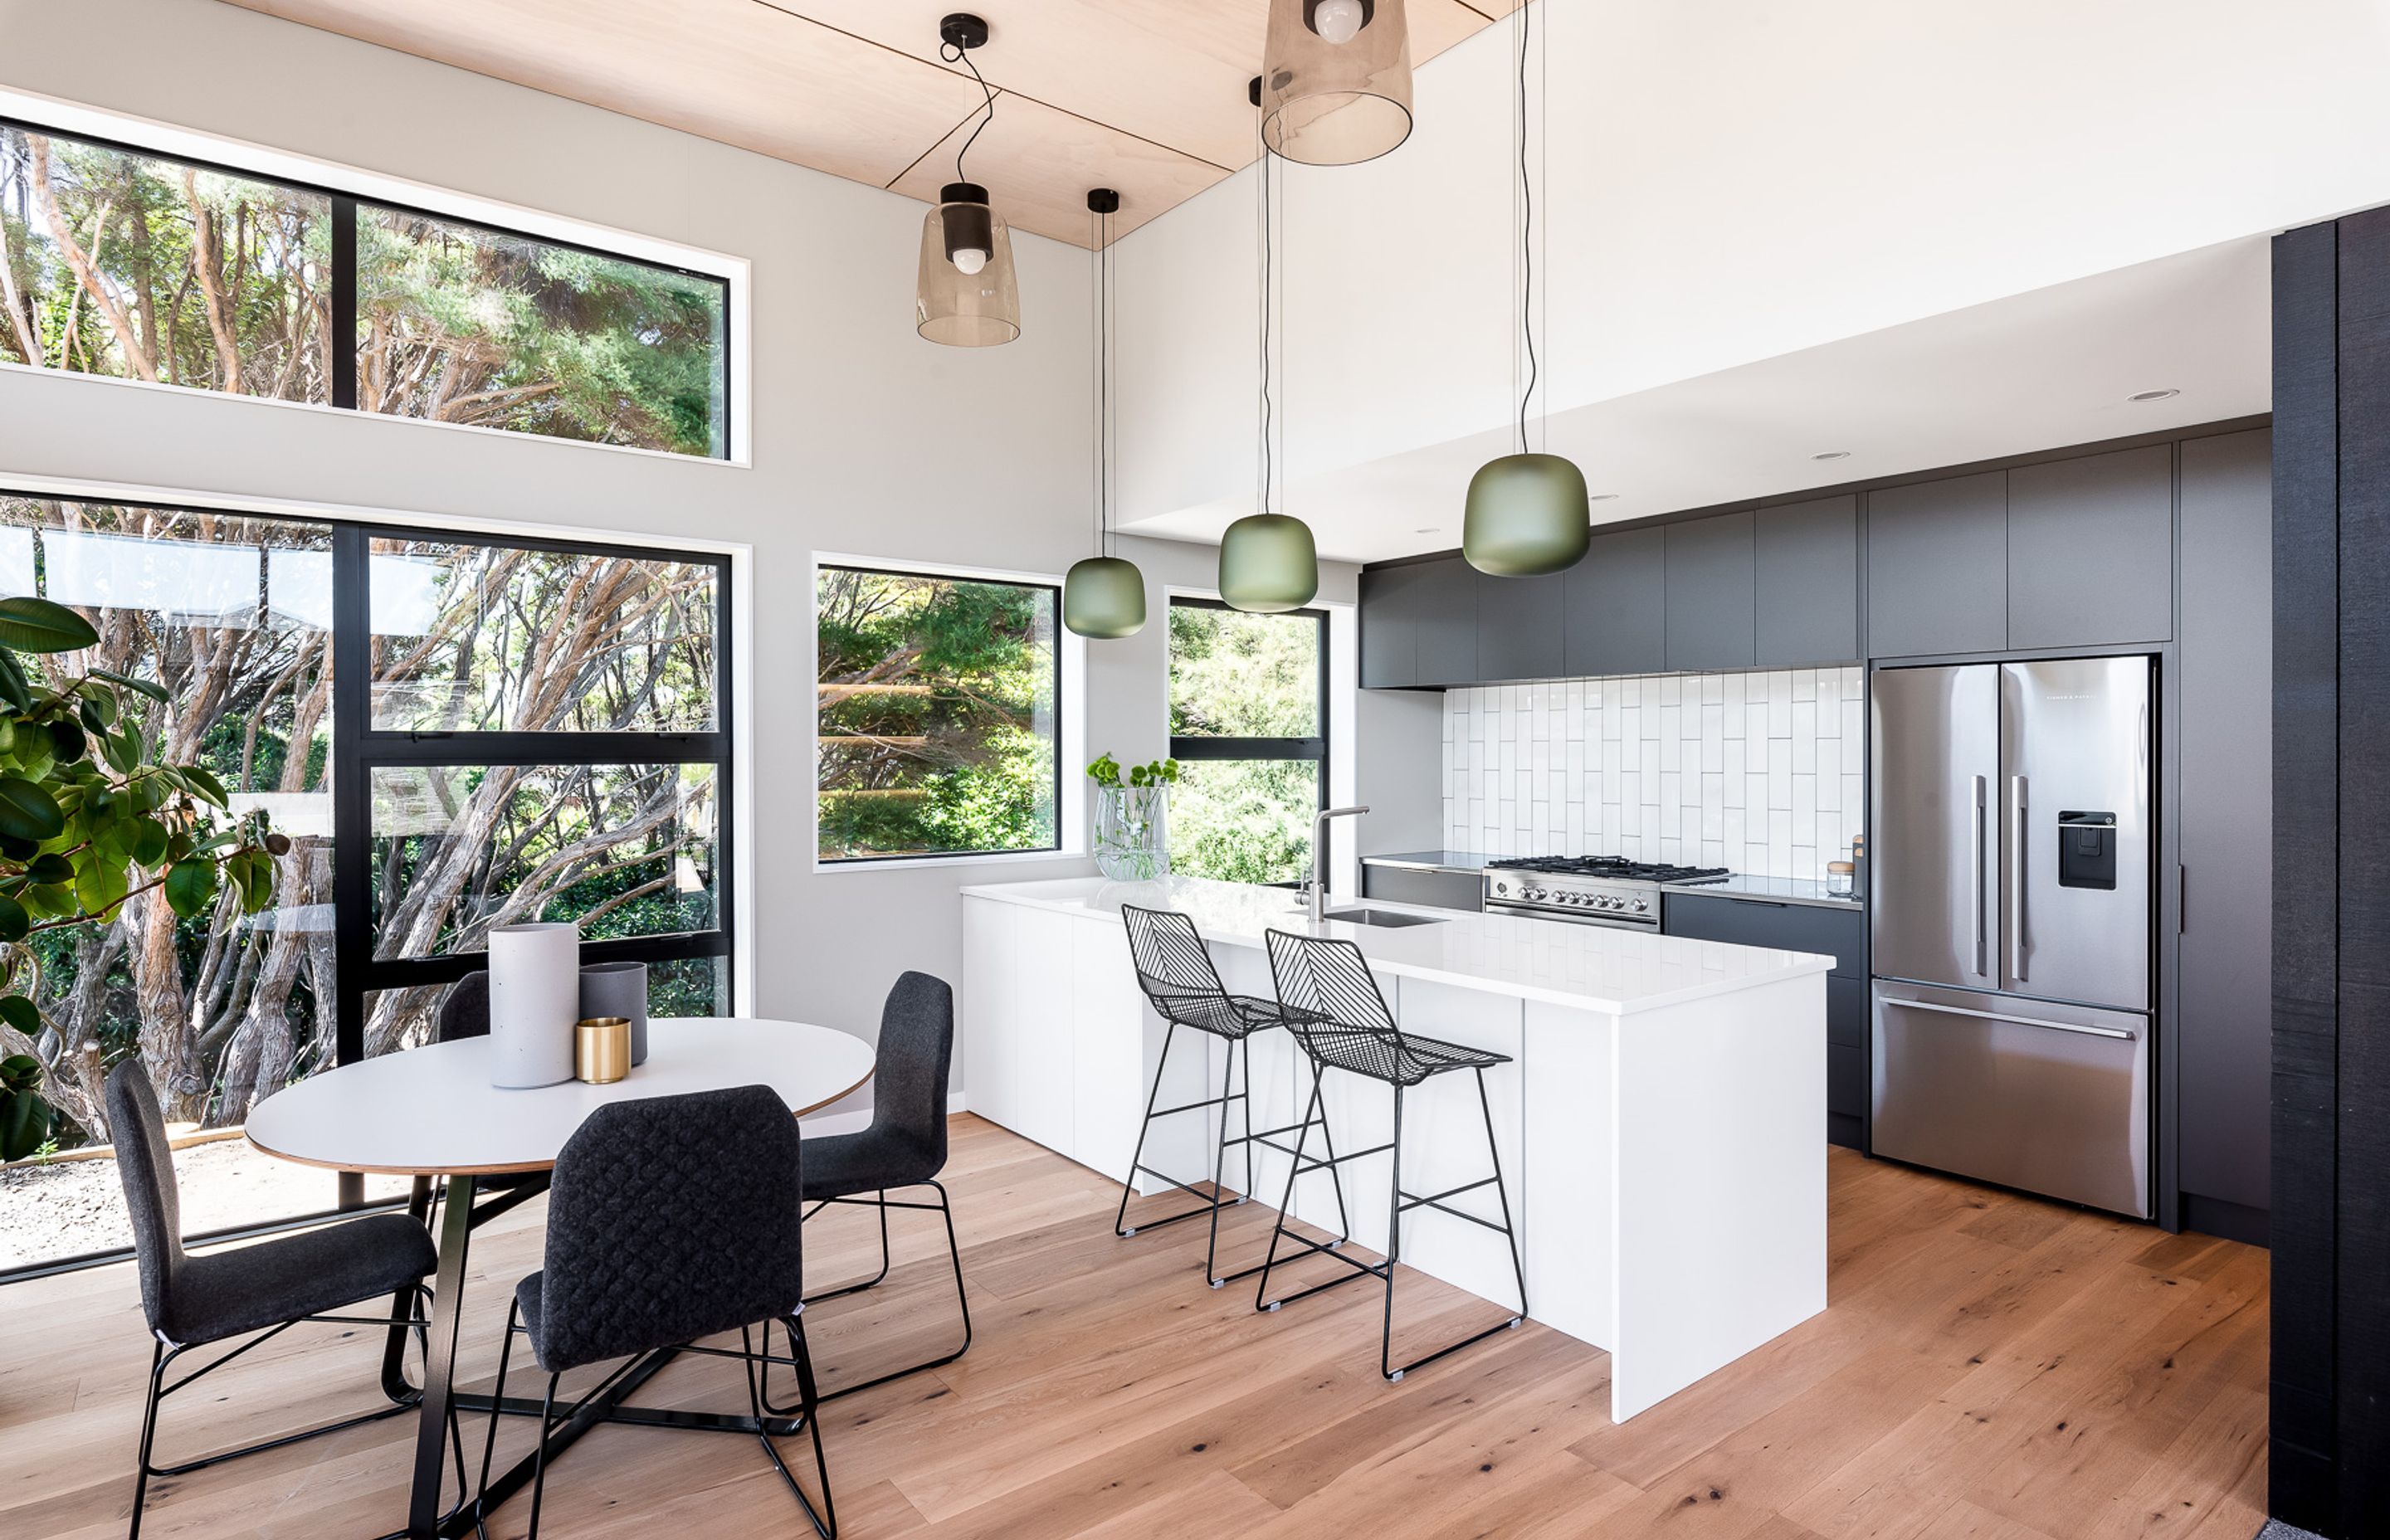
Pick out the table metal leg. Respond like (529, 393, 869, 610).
(407, 1173, 476, 1538)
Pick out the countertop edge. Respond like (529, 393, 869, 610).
(960, 882, 1836, 1016)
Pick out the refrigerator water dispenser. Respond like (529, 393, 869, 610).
(2058, 811, 2118, 890)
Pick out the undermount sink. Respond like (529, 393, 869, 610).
(1321, 906, 1447, 929)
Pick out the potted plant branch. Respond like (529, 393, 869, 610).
(0, 596, 285, 1161)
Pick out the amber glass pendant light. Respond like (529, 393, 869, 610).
(1221, 90, 1319, 613)
(916, 14, 1021, 347)
(1463, 0, 1589, 578)
(1260, 0, 1414, 166)
(1064, 190, 1147, 639)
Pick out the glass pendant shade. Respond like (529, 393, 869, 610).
(1064, 555, 1146, 638)
(1219, 513, 1319, 612)
(1463, 452, 1592, 577)
(1261, 0, 1414, 165)
(917, 183, 1019, 347)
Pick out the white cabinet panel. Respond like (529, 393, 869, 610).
(1007, 906, 1077, 1155)
(1071, 918, 1149, 1186)
(960, 897, 1018, 1134)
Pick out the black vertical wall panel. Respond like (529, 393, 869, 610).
(2333, 206, 2390, 1539)
(2271, 217, 2341, 1528)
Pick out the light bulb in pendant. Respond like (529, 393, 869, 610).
(1311, 0, 1366, 45)
(953, 246, 988, 275)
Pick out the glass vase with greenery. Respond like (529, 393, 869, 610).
(1087, 753, 1178, 883)
(0, 597, 284, 1161)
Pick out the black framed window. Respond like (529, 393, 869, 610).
(0, 489, 733, 1279)
(1167, 597, 1329, 886)
(0, 118, 730, 459)
(815, 564, 1061, 864)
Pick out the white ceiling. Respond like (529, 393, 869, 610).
(1120, 235, 2270, 563)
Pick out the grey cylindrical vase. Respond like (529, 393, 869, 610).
(579, 961, 650, 1066)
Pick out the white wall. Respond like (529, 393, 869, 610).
(1116, 0, 2390, 534)
(0, 0, 1110, 1103)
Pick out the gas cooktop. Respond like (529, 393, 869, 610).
(1485, 856, 1731, 885)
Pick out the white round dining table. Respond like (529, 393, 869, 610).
(242, 1017, 874, 1540)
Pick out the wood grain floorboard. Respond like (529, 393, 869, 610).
(0, 1118, 2268, 1538)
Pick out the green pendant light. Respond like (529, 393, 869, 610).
(1222, 89, 1321, 613)
(1463, 0, 1589, 579)
(1063, 188, 1147, 639)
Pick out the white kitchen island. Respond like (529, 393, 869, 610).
(959, 875, 1833, 1421)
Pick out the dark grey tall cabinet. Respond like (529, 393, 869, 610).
(2175, 427, 2273, 1239)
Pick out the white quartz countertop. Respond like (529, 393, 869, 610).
(960, 875, 1832, 1016)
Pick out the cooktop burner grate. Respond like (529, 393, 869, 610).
(1485, 856, 1731, 885)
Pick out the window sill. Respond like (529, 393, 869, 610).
(812, 848, 1086, 875)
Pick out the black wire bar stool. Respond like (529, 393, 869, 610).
(1115, 904, 1351, 1287)
(1256, 928, 1529, 1382)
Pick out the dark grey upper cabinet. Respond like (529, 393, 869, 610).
(1358, 563, 1421, 688)
(2006, 444, 2175, 648)
(1563, 525, 1666, 678)
(1412, 557, 1480, 686)
(1474, 567, 1565, 682)
(1866, 470, 2007, 658)
(1754, 495, 1860, 667)
(1664, 512, 1756, 671)
(2176, 427, 2271, 1216)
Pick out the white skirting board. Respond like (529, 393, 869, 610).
(799, 1090, 968, 1141)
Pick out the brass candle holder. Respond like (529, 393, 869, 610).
(574, 1017, 632, 1084)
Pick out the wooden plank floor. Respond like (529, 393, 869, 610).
(0, 1115, 2267, 1538)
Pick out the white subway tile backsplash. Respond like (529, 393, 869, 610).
(1443, 665, 1866, 880)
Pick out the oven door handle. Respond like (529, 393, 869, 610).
(1483, 899, 1654, 929)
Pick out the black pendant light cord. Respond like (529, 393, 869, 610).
(1090, 202, 1115, 558)
(942, 38, 999, 183)
(1258, 120, 1275, 517)
(1515, 0, 1537, 456)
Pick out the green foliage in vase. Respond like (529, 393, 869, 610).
(0, 595, 284, 1153)
(1086, 754, 1179, 791)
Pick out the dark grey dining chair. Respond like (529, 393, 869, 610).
(107, 1060, 454, 1539)
(476, 1084, 834, 1539)
(766, 971, 970, 1406)
(427, 970, 551, 1231)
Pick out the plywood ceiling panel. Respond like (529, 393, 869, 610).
(786, 0, 1500, 172)
(217, 0, 1500, 246)
(889, 92, 1229, 246)
(223, 0, 990, 188)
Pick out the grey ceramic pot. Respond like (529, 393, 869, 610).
(578, 960, 650, 1066)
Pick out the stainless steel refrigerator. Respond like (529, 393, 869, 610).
(1869, 657, 2153, 1218)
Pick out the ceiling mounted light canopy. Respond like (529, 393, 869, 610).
(1222, 82, 1320, 613)
(1259, 0, 1414, 166)
(1462, 0, 1588, 580)
(916, 13, 1020, 347)
(1064, 189, 1147, 639)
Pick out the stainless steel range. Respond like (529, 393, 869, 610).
(1480, 856, 1731, 929)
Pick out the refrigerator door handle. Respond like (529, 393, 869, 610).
(1890, 996, 2137, 1041)
(2008, 774, 2028, 983)
(1970, 775, 1988, 977)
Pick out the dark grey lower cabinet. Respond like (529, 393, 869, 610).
(1661, 892, 1867, 1149)
(1360, 866, 1483, 911)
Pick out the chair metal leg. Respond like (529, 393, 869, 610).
(1382, 1084, 1407, 1382)
(748, 1317, 837, 1538)
(1377, 1068, 1529, 1382)
(1115, 1021, 1177, 1239)
(767, 1181, 973, 1410)
(523, 1372, 560, 1540)
(1202, 1036, 1241, 1288)
(476, 1297, 524, 1533)
(129, 1340, 166, 1540)
(1253, 1072, 1320, 1313)
(1479, 1067, 1531, 1328)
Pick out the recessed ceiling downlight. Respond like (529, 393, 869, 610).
(1588, 493, 1619, 502)
(2129, 387, 2181, 402)
(1811, 451, 1851, 462)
